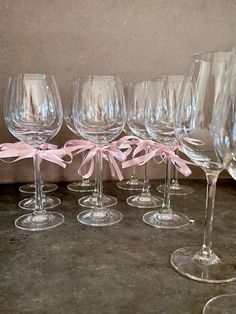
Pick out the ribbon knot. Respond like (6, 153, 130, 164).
(0, 141, 70, 168)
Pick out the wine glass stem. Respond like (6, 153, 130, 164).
(141, 148, 150, 194)
(33, 151, 44, 213)
(162, 157, 172, 212)
(201, 171, 220, 257)
(131, 165, 137, 180)
(96, 151, 103, 208)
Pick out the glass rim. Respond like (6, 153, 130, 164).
(7, 73, 56, 80)
(71, 75, 122, 81)
(192, 50, 232, 62)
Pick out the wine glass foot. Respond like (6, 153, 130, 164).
(18, 196, 61, 210)
(143, 210, 189, 229)
(202, 294, 236, 314)
(116, 179, 143, 191)
(67, 181, 94, 193)
(78, 194, 117, 208)
(126, 195, 163, 208)
(156, 184, 194, 196)
(171, 246, 236, 283)
(19, 182, 58, 194)
(15, 212, 64, 231)
(77, 208, 122, 226)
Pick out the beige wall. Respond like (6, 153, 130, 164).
(0, 0, 235, 183)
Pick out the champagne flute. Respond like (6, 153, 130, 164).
(126, 81, 163, 208)
(72, 76, 125, 226)
(143, 77, 190, 228)
(171, 51, 236, 283)
(4, 74, 64, 231)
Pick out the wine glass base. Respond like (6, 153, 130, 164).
(77, 208, 122, 226)
(67, 181, 94, 193)
(78, 195, 117, 208)
(171, 246, 236, 283)
(18, 196, 61, 210)
(126, 195, 163, 208)
(116, 179, 143, 191)
(202, 294, 236, 314)
(156, 184, 194, 196)
(19, 182, 58, 194)
(143, 210, 189, 229)
(15, 212, 64, 231)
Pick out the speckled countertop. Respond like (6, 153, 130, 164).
(0, 179, 236, 314)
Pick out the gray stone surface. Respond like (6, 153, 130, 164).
(0, 179, 236, 314)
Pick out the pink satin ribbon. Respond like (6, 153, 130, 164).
(122, 139, 192, 177)
(0, 141, 70, 168)
(64, 139, 133, 181)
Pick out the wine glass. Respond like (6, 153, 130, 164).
(116, 84, 143, 191)
(64, 80, 94, 193)
(155, 76, 194, 196)
(126, 81, 163, 208)
(4, 74, 64, 231)
(66, 80, 117, 208)
(171, 50, 236, 283)
(202, 54, 236, 311)
(72, 76, 125, 226)
(202, 294, 236, 314)
(143, 77, 190, 228)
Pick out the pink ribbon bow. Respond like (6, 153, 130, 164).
(122, 139, 192, 177)
(0, 141, 70, 168)
(64, 138, 133, 181)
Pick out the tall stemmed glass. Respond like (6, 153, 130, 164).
(66, 80, 117, 208)
(155, 76, 194, 196)
(126, 81, 163, 208)
(202, 55, 236, 310)
(171, 51, 236, 283)
(73, 76, 125, 226)
(4, 74, 64, 231)
(143, 77, 189, 228)
(64, 81, 94, 193)
(117, 84, 143, 191)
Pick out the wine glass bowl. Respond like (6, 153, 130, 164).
(4, 74, 64, 231)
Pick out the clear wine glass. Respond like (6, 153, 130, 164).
(156, 76, 194, 196)
(72, 76, 125, 226)
(126, 81, 163, 208)
(202, 54, 236, 311)
(64, 80, 94, 193)
(4, 74, 64, 231)
(202, 294, 236, 313)
(65, 80, 117, 208)
(143, 77, 190, 228)
(171, 50, 236, 283)
(116, 85, 143, 191)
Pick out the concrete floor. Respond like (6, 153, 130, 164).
(0, 180, 236, 314)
